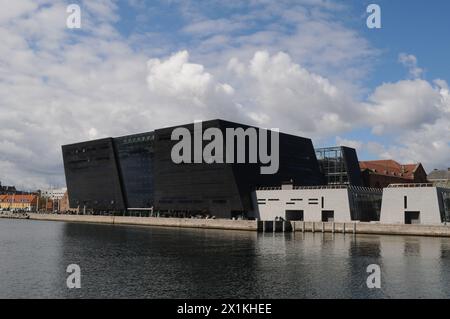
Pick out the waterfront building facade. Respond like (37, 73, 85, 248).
(380, 184, 450, 225)
(252, 183, 382, 222)
(62, 119, 325, 218)
(0, 194, 38, 211)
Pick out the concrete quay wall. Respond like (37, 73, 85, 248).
(21, 214, 450, 237)
(28, 214, 258, 231)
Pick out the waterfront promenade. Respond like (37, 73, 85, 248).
(18, 213, 450, 237)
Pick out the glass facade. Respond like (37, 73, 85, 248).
(439, 189, 450, 223)
(315, 146, 363, 186)
(316, 147, 348, 184)
(348, 187, 383, 221)
(114, 133, 154, 209)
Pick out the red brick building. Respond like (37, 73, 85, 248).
(59, 191, 78, 214)
(359, 160, 428, 188)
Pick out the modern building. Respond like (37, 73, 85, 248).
(315, 146, 363, 186)
(62, 119, 325, 218)
(360, 160, 428, 188)
(380, 184, 450, 225)
(0, 194, 38, 212)
(427, 169, 450, 188)
(252, 182, 382, 222)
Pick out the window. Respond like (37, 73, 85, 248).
(405, 211, 420, 224)
(322, 210, 335, 222)
(285, 210, 304, 221)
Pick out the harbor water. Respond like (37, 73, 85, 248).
(1, 218, 450, 298)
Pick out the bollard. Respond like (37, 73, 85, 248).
(322, 222, 325, 233)
(312, 222, 315, 233)
(282, 221, 286, 232)
(343, 223, 346, 234)
(273, 220, 276, 233)
(302, 221, 305, 233)
(332, 222, 335, 234)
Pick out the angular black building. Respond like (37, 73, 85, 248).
(62, 119, 325, 218)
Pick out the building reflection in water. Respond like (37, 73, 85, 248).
(49, 222, 450, 298)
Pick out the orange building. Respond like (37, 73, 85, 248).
(0, 194, 38, 211)
(360, 160, 428, 188)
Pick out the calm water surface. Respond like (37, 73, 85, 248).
(1, 219, 450, 299)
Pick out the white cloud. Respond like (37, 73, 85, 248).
(399, 53, 424, 79)
(335, 137, 363, 151)
(365, 79, 443, 133)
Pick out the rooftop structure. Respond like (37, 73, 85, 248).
(359, 159, 428, 188)
(428, 168, 450, 188)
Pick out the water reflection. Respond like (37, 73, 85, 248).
(1, 219, 450, 298)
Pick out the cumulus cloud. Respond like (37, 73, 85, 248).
(226, 51, 363, 136)
(365, 79, 444, 134)
(147, 51, 235, 109)
(143, 49, 364, 138)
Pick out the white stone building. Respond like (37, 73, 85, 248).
(380, 184, 450, 225)
(252, 184, 382, 222)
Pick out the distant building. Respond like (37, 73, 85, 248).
(315, 146, 363, 186)
(59, 191, 78, 213)
(0, 181, 17, 195)
(0, 194, 38, 211)
(359, 160, 428, 188)
(428, 169, 450, 188)
(41, 188, 67, 200)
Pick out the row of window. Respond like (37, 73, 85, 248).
(119, 135, 154, 144)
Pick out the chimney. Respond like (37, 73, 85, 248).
(281, 180, 294, 190)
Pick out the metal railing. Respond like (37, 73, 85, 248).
(387, 183, 433, 188)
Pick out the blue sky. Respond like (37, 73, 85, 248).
(362, 0, 450, 86)
(112, 0, 450, 86)
(0, 0, 449, 189)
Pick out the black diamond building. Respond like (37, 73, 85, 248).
(62, 119, 325, 218)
